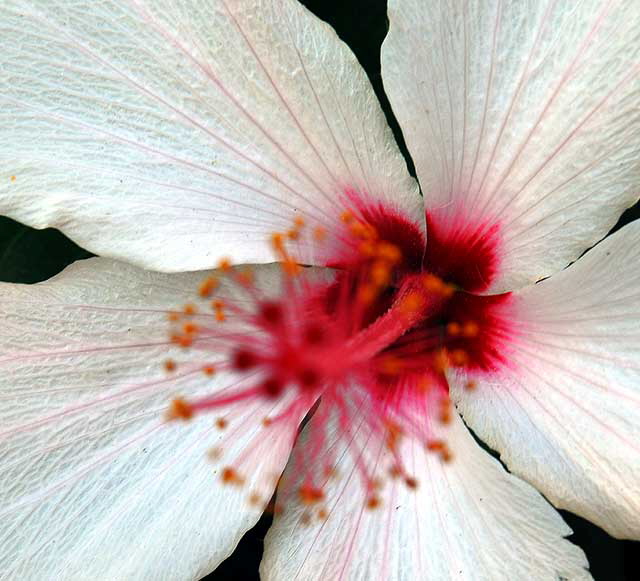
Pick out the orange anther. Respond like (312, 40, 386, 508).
(350, 221, 375, 240)
(465, 379, 478, 391)
(261, 417, 273, 427)
(450, 349, 468, 366)
(433, 348, 450, 373)
(236, 269, 254, 286)
(218, 258, 232, 272)
(462, 321, 479, 338)
(446, 322, 461, 336)
(439, 409, 452, 424)
(271, 232, 285, 250)
(183, 303, 197, 316)
(358, 240, 376, 257)
(441, 447, 453, 463)
(198, 277, 219, 298)
(215, 417, 228, 429)
(371, 261, 391, 286)
(340, 211, 353, 223)
(426, 439, 445, 452)
(418, 377, 433, 392)
(317, 508, 328, 521)
(10, 175, 16, 182)
(357, 284, 377, 304)
(164, 359, 176, 372)
(287, 229, 300, 240)
(313, 226, 326, 241)
(423, 273, 444, 293)
(167, 311, 180, 322)
(405, 476, 419, 490)
(167, 398, 193, 421)
(177, 335, 193, 348)
(203, 365, 216, 376)
(282, 258, 301, 276)
(400, 292, 425, 314)
(299, 485, 324, 505)
(376, 242, 402, 263)
(378, 355, 403, 375)
(293, 216, 305, 228)
(248, 492, 263, 507)
(212, 299, 225, 309)
(207, 447, 222, 461)
(366, 496, 381, 510)
(182, 322, 199, 334)
(221, 467, 244, 485)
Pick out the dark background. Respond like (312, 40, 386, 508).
(0, 1, 637, 579)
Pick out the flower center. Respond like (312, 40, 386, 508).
(164, 204, 515, 515)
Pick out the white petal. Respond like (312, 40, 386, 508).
(0, 0, 422, 271)
(453, 220, 640, 539)
(261, 408, 589, 581)
(0, 258, 303, 580)
(382, 0, 640, 291)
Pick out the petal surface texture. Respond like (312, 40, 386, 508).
(0, 259, 300, 580)
(382, 0, 640, 292)
(0, 0, 422, 271)
(454, 220, 640, 539)
(260, 409, 589, 580)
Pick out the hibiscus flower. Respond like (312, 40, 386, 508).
(0, 0, 638, 580)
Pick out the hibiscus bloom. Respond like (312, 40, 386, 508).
(0, 0, 638, 579)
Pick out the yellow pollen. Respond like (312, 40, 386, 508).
(261, 417, 273, 427)
(167, 398, 193, 421)
(10, 175, 16, 182)
(164, 359, 176, 372)
(215, 417, 228, 429)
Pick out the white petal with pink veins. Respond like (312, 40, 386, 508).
(0, 259, 304, 580)
(0, 0, 422, 272)
(382, 0, 640, 292)
(260, 408, 589, 581)
(454, 220, 640, 539)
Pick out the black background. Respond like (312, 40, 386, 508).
(0, 1, 637, 579)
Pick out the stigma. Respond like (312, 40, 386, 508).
(164, 205, 515, 516)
